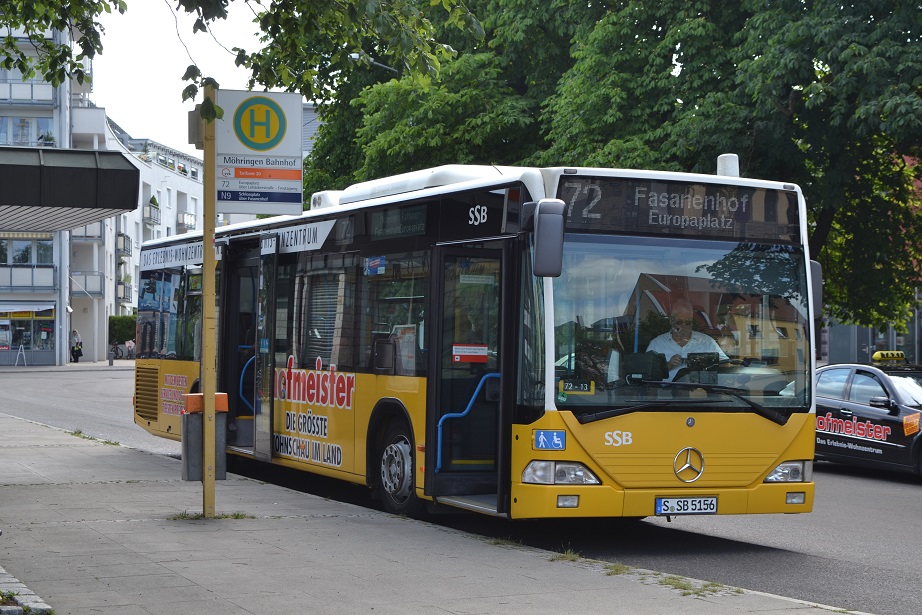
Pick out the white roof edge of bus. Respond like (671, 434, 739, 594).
(311, 190, 343, 209)
(541, 167, 802, 192)
(334, 165, 522, 206)
(140, 213, 307, 248)
(141, 165, 803, 249)
(305, 167, 538, 214)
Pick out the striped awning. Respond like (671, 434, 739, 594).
(0, 301, 55, 313)
(0, 231, 53, 239)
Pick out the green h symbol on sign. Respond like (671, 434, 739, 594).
(248, 107, 272, 139)
(233, 96, 286, 151)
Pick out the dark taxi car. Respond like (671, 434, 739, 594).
(814, 351, 922, 479)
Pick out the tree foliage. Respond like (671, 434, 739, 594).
(0, 0, 481, 118)
(4, 0, 922, 329)
(309, 0, 922, 329)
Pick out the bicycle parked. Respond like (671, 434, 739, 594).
(110, 340, 124, 359)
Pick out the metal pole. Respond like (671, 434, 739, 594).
(201, 86, 218, 518)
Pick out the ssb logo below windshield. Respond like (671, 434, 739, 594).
(604, 431, 633, 446)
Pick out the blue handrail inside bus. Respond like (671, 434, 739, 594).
(239, 353, 255, 414)
(436, 372, 501, 473)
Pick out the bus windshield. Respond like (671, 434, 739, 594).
(551, 234, 811, 416)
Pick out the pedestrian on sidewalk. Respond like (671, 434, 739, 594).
(70, 329, 82, 363)
(125, 338, 135, 359)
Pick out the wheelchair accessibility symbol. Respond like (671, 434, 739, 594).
(535, 430, 565, 450)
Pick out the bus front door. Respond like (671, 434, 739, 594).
(427, 245, 511, 515)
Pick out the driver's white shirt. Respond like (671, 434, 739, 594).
(646, 331, 728, 380)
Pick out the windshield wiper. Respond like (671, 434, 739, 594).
(652, 381, 791, 425)
(576, 382, 791, 426)
(576, 398, 715, 424)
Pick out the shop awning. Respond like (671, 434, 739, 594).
(0, 147, 140, 231)
(0, 302, 56, 313)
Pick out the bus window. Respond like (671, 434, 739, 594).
(292, 253, 360, 371)
(356, 251, 428, 376)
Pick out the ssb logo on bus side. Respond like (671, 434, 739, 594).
(469, 205, 488, 225)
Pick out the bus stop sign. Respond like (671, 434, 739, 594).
(214, 90, 304, 215)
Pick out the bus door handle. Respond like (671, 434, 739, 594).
(239, 355, 256, 414)
(435, 372, 500, 473)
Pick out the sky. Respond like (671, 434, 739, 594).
(93, 2, 265, 158)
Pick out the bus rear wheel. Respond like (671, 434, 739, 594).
(377, 423, 424, 517)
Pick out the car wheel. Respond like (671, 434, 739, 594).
(377, 422, 424, 517)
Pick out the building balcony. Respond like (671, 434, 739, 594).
(143, 204, 161, 226)
(0, 79, 54, 104)
(116, 281, 133, 303)
(71, 105, 106, 150)
(70, 271, 104, 297)
(0, 264, 57, 291)
(71, 222, 105, 242)
(116, 233, 132, 257)
(177, 211, 196, 232)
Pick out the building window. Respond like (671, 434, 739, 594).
(0, 115, 53, 146)
(0, 239, 52, 265)
(36, 240, 53, 264)
(12, 240, 31, 264)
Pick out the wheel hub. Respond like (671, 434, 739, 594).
(381, 437, 412, 501)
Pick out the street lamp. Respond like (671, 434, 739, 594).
(348, 52, 398, 74)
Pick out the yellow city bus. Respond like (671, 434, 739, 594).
(134, 161, 820, 519)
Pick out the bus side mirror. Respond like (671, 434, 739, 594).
(810, 260, 822, 319)
(533, 198, 565, 277)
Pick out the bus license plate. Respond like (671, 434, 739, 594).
(655, 497, 717, 515)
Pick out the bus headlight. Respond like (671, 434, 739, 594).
(523, 461, 600, 485)
(764, 461, 812, 483)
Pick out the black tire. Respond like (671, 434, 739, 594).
(377, 422, 424, 517)
(114, 346, 124, 359)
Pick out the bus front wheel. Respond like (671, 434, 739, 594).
(377, 422, 424, 517)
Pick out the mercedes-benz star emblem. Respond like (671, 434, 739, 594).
(673, 447, 704, 483)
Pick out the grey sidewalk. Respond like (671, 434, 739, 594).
(0, 413, 870, 615)
(0, 358, 136, 374)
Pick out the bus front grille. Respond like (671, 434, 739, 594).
(135, 365, 159, 422)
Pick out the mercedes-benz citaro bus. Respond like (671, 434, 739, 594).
(134, 155, 821, 519)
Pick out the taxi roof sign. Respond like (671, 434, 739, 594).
(871, 350, 906, 363)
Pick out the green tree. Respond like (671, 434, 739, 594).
(0, 0, 481, 118)
(536, 0, 922, 329)
(303, 71, 379, 197)
(354, 52, 536, 179)
(730, 0, 922, 328)
(307, 0, 584, 184)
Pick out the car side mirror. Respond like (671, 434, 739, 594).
(868, 396, 898, 414)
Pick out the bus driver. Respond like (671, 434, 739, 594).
(646, 298, 727, 380)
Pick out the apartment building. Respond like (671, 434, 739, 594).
(0, 27, 203, 366)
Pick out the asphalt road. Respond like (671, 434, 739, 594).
(2, 366, 918, 615)
(437, 463, 920, 615)
(0, 365, 180, 457)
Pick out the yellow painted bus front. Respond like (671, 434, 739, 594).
(509, 410, 814, 519)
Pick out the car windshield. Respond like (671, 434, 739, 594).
(890, 373, 922, 406)
(551, 234, 812, 417)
